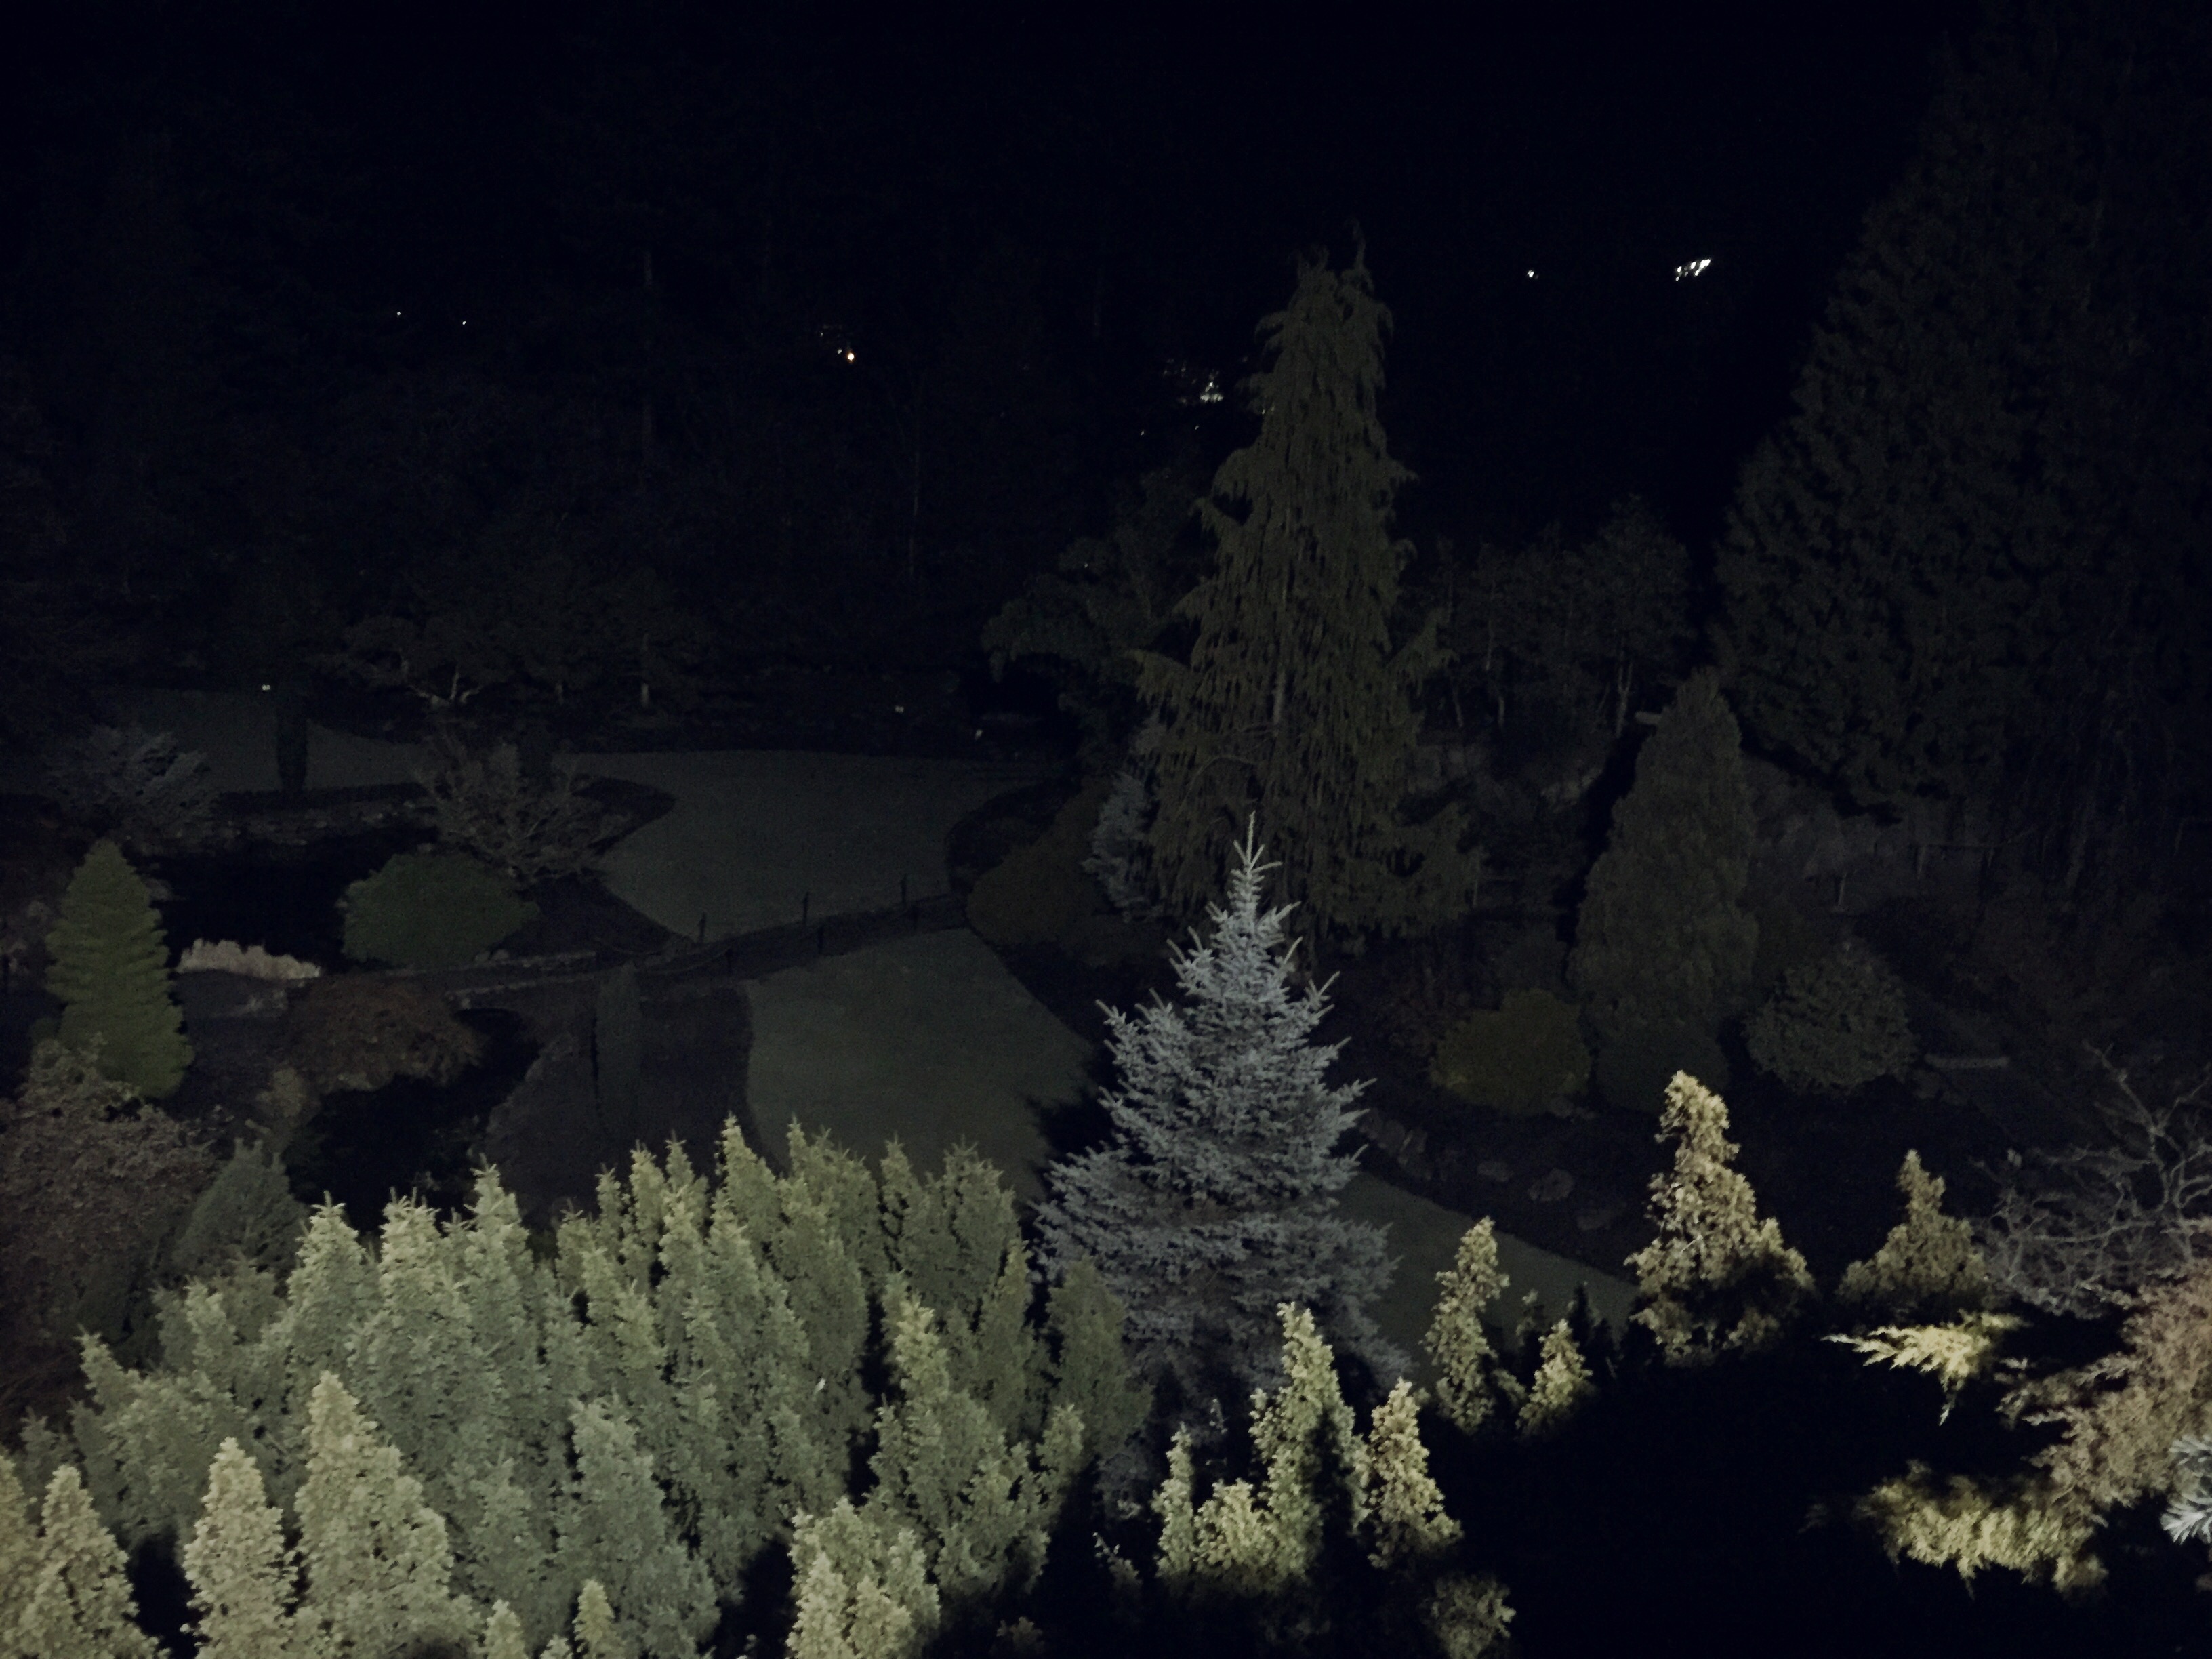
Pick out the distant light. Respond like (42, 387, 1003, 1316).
(460, 319, 468, 326)
(1199, 375, 1223, 404)
(1526, 270, 1536, 279)
(843, 350, 856, 363)
(1674, 258, 1714, 281)
(394, 310, 403, 316)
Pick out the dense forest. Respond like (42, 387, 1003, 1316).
(5, 1, 2212, 1654)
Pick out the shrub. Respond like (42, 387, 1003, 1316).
(284, 975, 484, 1094)
(966, 776, 1109, 949)
(1595, 1019, 1731, 1116)
(1084, 761, 1162, 920)
(337, 849, 539, 970)
(39, 724, 220, 856)
(176, 938, 323, 981)
(1746, 939, 1917, 1096)
(0, 1038, 214, 1369)
(411, 724, 618, 886)
(1430, 989, 1591, 1115)
(43, 839, 193, 1100)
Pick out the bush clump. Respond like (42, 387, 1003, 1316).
(0, 1038, 214, 1378)
(284, 974, 485, 1094)
(338, 849, 539, 970)
(1430, 989, 1591, 1115)
(1595, 1019, 1732, 1115)
(966, 775, 1110, 948)
(412, 724, 619, 885)
(1746, 939, 1917, 1096)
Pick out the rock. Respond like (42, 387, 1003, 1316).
(1477, 1159, 1514, 1184)
(1528, 1168, 1574, 1203)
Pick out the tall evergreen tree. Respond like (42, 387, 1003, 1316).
(182, 1439, 312, 1659)
(43, 839, 192, 1100)
(1713, 0, 2212, 889)
(1626, 1074, 1816, 1366)
(1139, 245, 1477, 947)
(295, 1372, 476, 1656)
(1568, 670, 1759, 1058)
(9, 1465, 160, 1659)
(1035, 825, 1399, 1406)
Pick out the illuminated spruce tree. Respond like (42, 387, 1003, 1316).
(1139, 245, 1477, 947)
(1035, 825, 1398, 1407)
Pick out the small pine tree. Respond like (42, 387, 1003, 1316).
(1568, 670, 1759, 1053)
(1035, 825, 1399, 1404)
(43, 839, 192, 1099)
(1625, 1073, 1816, 1365)
(863, 1286, 1081, 1609)
(787, 1500, 939, 1659)
(482, 1601, 531, 1659)
(1138, 245, 1477, 945)
(0, 1454, 39, 1637)
(1422, 1221, 1523, 1435)
(182, 1438, 312, 1659)
(11, 1465, 161, 1659)
(571, 1578, 621, 1659)
(1358, 1380, 1460, 1570)
(1040, 1260, 1150, 1471)
(1156, 1306, 1366, 1616)
(877, 1143, 1042, 1439)
(1515, 1323, 1595, 1441)
(295, 1372, 476, 1658)
(1836, 1151, 1993, 1324)
(556, 1399, 715, 1659)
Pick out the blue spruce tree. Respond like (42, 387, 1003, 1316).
(1036, 823, 1399, 1410)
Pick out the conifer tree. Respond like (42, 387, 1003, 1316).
(1035, 825, 1399, 1403)
(863, 1287, 1082, 1610)
(1153, 1306, 1365, 1610)
(1626, 1074, 1816, 1364)
(1712, 1, 2212, 859)
(571, 1579, 619, 1659)
(1139, 245, 1476, 945)
(1357, 1380, 1459, 1571)
(482, 1601, 531, 1659)
(1568, 670, 1759, 1061)
(11, 1465, 161, 1659)
(1837, 1151, 1993, 1324)
(295, 1372, 475, 1656)
(555, 1399, 715, 1659)
(43, 838, 192, 1099)
(182, 1438, 311, 1659)
(0, 1454, 39, 1641)
(1515, 1324, 1595, 1441)
(1422, 1221, 1523, 1436)
(1040, 1260, 1150, 1471)
(787, 1500, 939, 1659)
(877, 1143, 1042, 1439)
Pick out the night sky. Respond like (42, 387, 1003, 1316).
(3, 5, 1978, 641)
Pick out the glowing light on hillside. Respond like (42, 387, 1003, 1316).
(1675, 258, 1713, 281)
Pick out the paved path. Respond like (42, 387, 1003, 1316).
(16, 690, 1640, 1363)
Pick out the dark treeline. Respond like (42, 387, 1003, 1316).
(3, 7, 1963, 709)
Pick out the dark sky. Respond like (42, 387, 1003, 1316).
(0, 0, 1982, 690)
